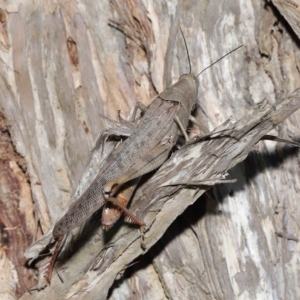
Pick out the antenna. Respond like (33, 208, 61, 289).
(197, 45, 243, 77)
(179, 27, 192, 74)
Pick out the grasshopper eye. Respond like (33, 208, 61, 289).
(192, 75, 199, 87)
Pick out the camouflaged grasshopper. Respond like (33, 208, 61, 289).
(45, 28, 241, 282)
(46, 72, 200, 282)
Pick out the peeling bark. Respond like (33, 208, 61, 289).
(0, 0, 300, 299)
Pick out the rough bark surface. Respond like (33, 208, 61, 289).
(0, 0, 299, 299)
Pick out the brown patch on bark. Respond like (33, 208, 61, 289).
(0, 8, 8, 47)
(0, 110, 36, 296)
(67, 36, 79, 67)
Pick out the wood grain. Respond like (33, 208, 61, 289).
(0, 0, 299, 299)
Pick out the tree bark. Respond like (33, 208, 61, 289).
(0, 0, 300, 299)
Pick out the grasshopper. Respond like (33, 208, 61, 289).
(45, 28, 241, 282)
(46, 73, 198, 282)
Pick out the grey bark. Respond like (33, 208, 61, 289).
(0, 0, 300, 299)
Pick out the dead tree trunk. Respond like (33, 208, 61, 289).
(0, 1, 299, 299)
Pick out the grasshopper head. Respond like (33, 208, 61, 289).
(179, 73, 199, 84)
(176, 73, 199, 114)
